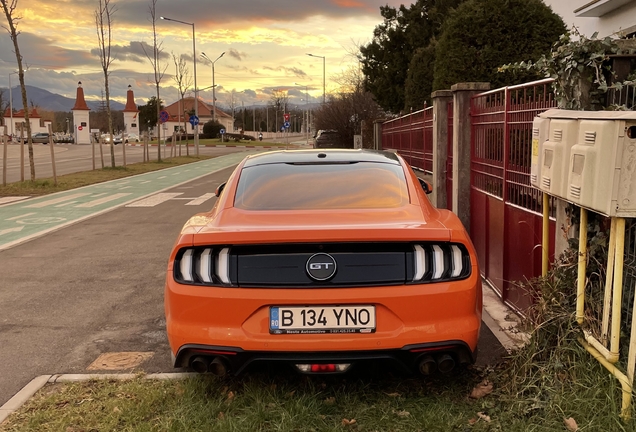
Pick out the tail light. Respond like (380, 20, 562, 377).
(174, 247, 231, 286)
(412, 243, 471, 282)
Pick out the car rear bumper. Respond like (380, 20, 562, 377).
(173, 341, 477, 375)
(165, 269, 482, 373)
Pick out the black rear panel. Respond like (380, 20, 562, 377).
(230, 243, 414, 287)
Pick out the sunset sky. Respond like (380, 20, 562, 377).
(0, 0, 406, 111)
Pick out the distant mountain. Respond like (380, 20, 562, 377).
(0, 85, 125, 112)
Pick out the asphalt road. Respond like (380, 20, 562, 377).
(0, 154, 506, 406)
(0, 143, 247, 184)
(0, 165, 237, 405)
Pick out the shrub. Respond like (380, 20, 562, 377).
(202, 120, 224, 139)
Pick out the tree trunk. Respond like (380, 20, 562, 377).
(2, 1, 35, 180)
(156, 83, 161, 162)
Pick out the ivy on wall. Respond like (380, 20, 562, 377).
(499, 28, 636, 110)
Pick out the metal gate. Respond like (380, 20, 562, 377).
(470, 79, 557, 312)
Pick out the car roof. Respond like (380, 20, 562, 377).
(242, 149, 401, 168)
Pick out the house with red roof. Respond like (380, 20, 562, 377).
(2, 107, 52, 139)
(161, 97, 234, 136)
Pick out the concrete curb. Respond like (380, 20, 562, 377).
(0, 373, 196, 425)
(481, 280, 529, 351)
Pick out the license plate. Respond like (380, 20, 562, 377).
(269, 306, 376, 334)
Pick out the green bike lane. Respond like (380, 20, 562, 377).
(0, 151, 256, 251)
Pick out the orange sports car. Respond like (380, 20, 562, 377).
(164, 149, 481, 376)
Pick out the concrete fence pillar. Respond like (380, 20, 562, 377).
(432, 90, 452, 209)
(451, 82, 490, 233)
(373, 119, 384, 150)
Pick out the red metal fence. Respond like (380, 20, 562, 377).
(382, 106, 454, 208)
(470, 79, 557, 312)
(381, 107, 434, 174)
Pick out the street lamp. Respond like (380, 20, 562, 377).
(8, 71, 18, 141)
(306, 53, 325, 104)
(200, 51, 225, 124)
(161, 16, 199, 155)
(295, 82, 309, 143)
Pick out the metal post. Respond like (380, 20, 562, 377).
(192, 23, 199, 156)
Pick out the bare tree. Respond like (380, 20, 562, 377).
(1, 0, 35, 180)
(95, 0, 120, 167)
(172, 52, 193, 155)
(314, 66, 383, 148)
(269, 89, 288, 132)
(142, 0, 168, 162)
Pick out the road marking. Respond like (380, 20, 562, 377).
(24, 193, 91, 208)
(186, 193, 216, 206)
(0, 197, 30, 205)
(0, 226, 24, 236)
(6, 212, 36, 220)
(16, 217, 67, 225)
(119, 186, 132, 190)
(75, 193, 132, 208)
(126, 193, 183, 207)
(91, 193, 108, 197)
(172, 172, 181, 176)
(140, 181, 151, 184)
(158, 176, 166, 179)
(55, 201, 78, 207)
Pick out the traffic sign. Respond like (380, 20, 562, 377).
(280, 126, 285, 132)
(283, 121, 290, 129)
(283, 113, 290, 122)
(189, 115, 199, 127)
(159, 110, 170, 124)
(78, 126, 83, 131)
(220, 128, 226, 134)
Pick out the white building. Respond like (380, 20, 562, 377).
(2, 107, 52, 139)
(71, 82, 91, 145)
(544, 0, 636, 37)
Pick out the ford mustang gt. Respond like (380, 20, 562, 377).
(165, 149, 481, 376)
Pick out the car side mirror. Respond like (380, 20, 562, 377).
(215, 182, 227, 197)
(418, 178, 433, 195)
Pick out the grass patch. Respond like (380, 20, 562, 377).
(0, 156, 212, 197)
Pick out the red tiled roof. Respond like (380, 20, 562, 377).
(3, 108, 41, 118)
(123, 88, 138, 112)
(164, 97, 232, 120)
(72, 85, 90, 111)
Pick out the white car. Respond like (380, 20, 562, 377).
(124, 133, 140, 143)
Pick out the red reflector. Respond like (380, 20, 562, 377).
(310, 364, 336, 373)
(192, 349, 237, 356)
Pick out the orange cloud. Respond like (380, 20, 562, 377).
(332, 0, 366, 8)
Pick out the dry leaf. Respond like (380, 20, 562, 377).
(287, 390, 296, 397)
(477, 412, 491, 423)
(469, 380, 493, 399)
(564, 417, 578, 431)
(113, 407, 121, 413)
(342, 418, 357, 426)
(386, 392, 401, 397)
(324, 396, 336, 405)
(396, 410, 410, 417)
(217, 412, 225, 420)
(227, 391, 235, 401)
(468, 418, 478, 425)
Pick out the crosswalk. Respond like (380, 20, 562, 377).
(126, 192, 216, 208)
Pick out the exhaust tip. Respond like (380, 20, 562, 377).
(418, 355, 437, 375)
(436, 354, 455, 374)
(209, 357, 229, 377)
(191, 356, 211, 374)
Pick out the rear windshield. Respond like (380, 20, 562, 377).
(234, 162, 409, 210)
